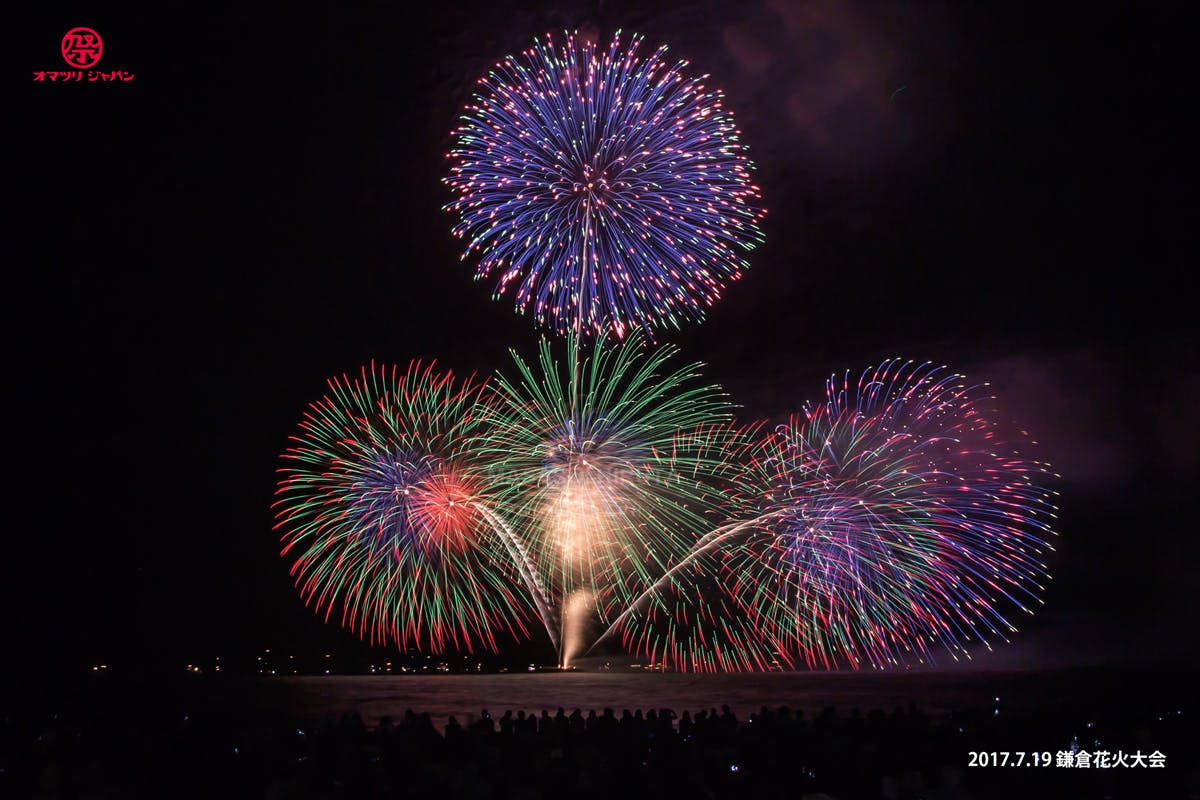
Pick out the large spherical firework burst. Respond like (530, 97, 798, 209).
(273, 361, 538, 653)
(722, 360, 1059, 669)
(472, 334, 739, 656)
(599, 360, 1058, 671)
(444, 30, 765, 337)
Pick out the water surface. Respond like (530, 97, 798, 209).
(272, 668, 1161, 729)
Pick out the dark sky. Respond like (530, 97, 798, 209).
(9, 1, 1196, 674)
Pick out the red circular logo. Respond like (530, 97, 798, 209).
(62, 27, 103, 68)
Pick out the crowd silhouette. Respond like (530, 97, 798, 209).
(3, 682, 1194, 799)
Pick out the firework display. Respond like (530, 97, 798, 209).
(705, 361, 1057, 670)
(274, 29, 1059, 671)
(273, 361, 539, 653)
(598, 363, 1058, 671)
(444, 31, 765, 337)
(472, 334, 738, 636)
(276, 357, 1057, 668)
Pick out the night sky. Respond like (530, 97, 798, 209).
(9, 1, 1196, 675)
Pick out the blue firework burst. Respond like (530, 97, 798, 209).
(444, 30, 765, 337)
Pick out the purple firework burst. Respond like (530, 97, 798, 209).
(445, 30, 765, 337)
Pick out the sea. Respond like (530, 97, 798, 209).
(266, 666, 1194, 730)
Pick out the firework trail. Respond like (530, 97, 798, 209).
(445, 30, 765, 337)
(473, 334, 740, 662)
(273, 361, 546, 653)
(592, 421, 800, 672)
